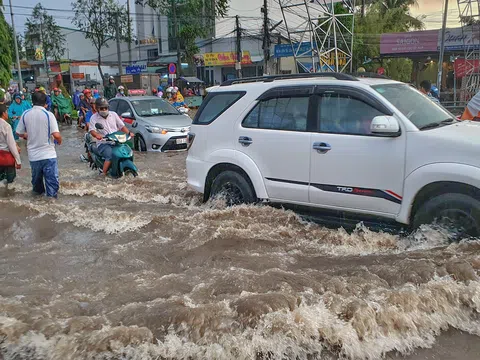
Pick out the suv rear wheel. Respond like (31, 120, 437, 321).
(413, 193, 480, 237)
(210, 170, 256, 206)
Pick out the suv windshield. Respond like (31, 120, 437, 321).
(372, 83, 455, 130)
(130, 98, 180, 117)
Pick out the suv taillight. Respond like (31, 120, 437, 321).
(187, 132, 196, 150)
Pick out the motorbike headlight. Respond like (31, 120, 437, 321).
(145, 125, 165, 134)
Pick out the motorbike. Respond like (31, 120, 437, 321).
(177, 106, 189, 114)
(84, 123, 138, 178)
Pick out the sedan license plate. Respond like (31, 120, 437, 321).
(176, 138, 187, 145)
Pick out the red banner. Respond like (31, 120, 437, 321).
(454, 58, 480, 78)
(128, 89, 146, 96)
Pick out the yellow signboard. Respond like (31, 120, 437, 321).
(35, 45, 44, 61)
(139, 38, 158, 45)
(321, 52, 347, 67)
(204, 51, 252, 67)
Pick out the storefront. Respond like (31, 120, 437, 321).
(380, 27, 479, 105)
(195, 51, 264, 86)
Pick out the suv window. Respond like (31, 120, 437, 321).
(243, 97, 309, 131)
(317, 93, 383, 135)
(372, 83, 455, 129)
(116, 100, 132, 117)
(194, 92, 245, 125)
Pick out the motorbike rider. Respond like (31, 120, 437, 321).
(116, 85, 126, 97)
(85, 97, 97, 130)
(52, 88, 73, 123)
(104, 76, 117, 100)
(171, 87, 187, 108)
(38, 87, 52, 111)
(79, 90, 92, 128)
(419, 80, 440, 104)
(166, 87, 173, 101)
(8, 93, 31, 139)
(88, 97, 133, 176)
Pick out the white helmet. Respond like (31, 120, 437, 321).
(118, 85, 125, 90)
(166, 87, 173, 93)
(172, 88, 178, 94)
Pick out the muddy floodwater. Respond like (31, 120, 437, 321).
(1, 126, 480, 360)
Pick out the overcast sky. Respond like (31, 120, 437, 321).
(7, 0, 456, 38)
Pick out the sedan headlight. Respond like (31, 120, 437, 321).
(145, 125, 168, 134)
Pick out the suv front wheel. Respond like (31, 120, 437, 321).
(413, 193, 480, 237)
(210, 171, 256, 206)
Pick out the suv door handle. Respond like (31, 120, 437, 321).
(313, 142, 331, 153)
(239, 136, 253, 146)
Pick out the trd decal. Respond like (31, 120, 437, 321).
(265, 178, 402, 204)
(312, 184, 402, 204)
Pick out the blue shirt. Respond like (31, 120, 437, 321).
(72, 91, 81, 108)
(85, 110, 94, 123)
(45, 95, 52, 111)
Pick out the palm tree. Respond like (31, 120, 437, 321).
(372, 0, 423, 30)
(376, 0, 418, 11)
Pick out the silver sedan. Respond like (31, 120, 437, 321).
(109, 96, 192, 152)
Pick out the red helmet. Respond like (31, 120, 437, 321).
(83, 89, 91, 95)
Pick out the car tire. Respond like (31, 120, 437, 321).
(412, 193, 480, 237)
(210, 170, 256, 206)
(136, 135, 147, 152)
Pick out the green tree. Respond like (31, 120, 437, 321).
(72, 0, 131, 80)
(353, 1, 424, 80)
(374, 0, 423, 29)
(24, 3, 66, 61)
(0, 0, 12, 87)
(136, 0, 229, 74)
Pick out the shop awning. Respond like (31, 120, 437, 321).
(251, 55, 264, 63)
(180, 77, 204, 83)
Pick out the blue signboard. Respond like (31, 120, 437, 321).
(274, 42, 313, 58)
(126, 64, 147, 75)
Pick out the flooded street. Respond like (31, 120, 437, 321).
(1, 125, 480, 360)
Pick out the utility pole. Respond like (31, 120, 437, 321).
(172, 0, 181, 77)
(261, 0, 270, 75)
(127, 0, 132, 64)
(115, 15, 123, 75)
(437, 0, 449, 99)
(9, 0, 23, 90)
(39, 19, 50, 87)
(235, 15, 242, 79)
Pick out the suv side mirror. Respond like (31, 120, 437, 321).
(121, 112, 134, 119)
(370, 115, 400, 137)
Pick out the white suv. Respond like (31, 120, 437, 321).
(186, 73, 480, 235)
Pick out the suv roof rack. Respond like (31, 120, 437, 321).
(351, 72, 390, 79)
(220, 72, 359, 86)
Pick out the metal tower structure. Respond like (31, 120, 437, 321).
(278, 0, 355, 73)
(458, 0, 480, 101)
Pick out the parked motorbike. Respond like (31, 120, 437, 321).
(177, 106, 189, 114)
(84, 123, 138, 178)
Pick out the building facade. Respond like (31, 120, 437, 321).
(135, 1, 216, 62)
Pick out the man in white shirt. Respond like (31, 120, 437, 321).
(89, 97, 131, 176)
(16, 91, 62, 198)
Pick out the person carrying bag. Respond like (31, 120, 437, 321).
(0, 104, 21, 184)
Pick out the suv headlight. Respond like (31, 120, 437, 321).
(146, 125, 168, 134)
